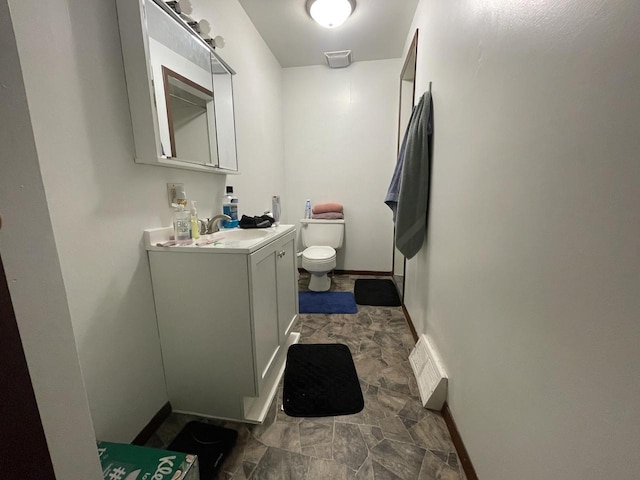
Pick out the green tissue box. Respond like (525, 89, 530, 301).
(97, 441, 199, 480)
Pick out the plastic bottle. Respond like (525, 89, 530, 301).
(190, 200, 200, 240)
(173, 204, 192, 245)
(272, 195, 281, 226)
(222, 186, 239, 228)
(304, 199, 312, 219)
(174, 185, 188, 208)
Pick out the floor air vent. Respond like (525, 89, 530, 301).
(409, 334, 448, 410)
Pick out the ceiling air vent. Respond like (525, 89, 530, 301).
(324, 50, 352, 68)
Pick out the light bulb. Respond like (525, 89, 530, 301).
(198, 19, 211, 36)
(212, 35, 225, 49)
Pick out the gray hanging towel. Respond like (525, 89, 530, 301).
(384, 91, 433, 259)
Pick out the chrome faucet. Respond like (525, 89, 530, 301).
(205, 214, 231, 234)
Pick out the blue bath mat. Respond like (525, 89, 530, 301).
(298, 291, 358, 314)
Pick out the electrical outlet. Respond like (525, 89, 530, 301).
(167, 183, 185, 207)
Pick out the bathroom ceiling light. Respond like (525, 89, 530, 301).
(306, 0, 355, 29)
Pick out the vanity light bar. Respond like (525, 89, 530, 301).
(163, 0, 223, 48)
(154, 0, 234, 71)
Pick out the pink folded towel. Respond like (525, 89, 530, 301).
(312, 202, 343, 214)
(312, 212, 344, 220)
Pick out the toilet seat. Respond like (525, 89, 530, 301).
(302, 246, 336, 262)
(301, 246, 337, 292)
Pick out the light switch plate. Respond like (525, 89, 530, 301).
(167, 183, 184, 207)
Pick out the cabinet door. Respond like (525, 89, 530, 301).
(275, 234, 298, 343)
(249, 245, 280, 391)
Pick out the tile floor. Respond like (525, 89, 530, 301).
(146, 274, 465, 480)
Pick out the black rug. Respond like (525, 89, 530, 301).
(283, 344, 364, 417)
(167, 421, 237, 480)
(354, 278, 401, 306)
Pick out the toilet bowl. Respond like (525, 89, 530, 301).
(299, 219, 345, 292)
(301, 246, 337, 292)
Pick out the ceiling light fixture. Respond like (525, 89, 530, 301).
(306, 0, 355, 29)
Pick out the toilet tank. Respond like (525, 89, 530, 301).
(300, 219, 345, 248)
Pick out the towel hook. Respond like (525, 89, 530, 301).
(428, 81, 432, 94)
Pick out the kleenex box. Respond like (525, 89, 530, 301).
(97, 441, 199, 480)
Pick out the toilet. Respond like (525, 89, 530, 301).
(300, 219, 345, 292)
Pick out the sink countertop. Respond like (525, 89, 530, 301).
(144, 224, 296, 254)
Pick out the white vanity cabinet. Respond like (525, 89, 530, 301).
(146, 227, 299, 423)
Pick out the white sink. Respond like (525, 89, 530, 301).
(217, 228, 271, 242)
(144, 225, 294, 254)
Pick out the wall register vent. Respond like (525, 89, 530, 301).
(409, 334, 448, 410)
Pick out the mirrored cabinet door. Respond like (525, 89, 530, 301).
(116, 0, 238, 173)
(211, 57, 237, 171)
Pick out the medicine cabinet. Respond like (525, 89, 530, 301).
(116, 0, 238, 172)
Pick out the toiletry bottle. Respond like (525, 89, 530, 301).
(222, 186, 238, 228)
(190, 200, 200, 240)
(173, 204, 192, 245)
(175, 185, 188, 207)
(272, 195, 281, 226)
(305, 199, 312, 219)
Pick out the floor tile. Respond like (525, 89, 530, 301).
(408, 413, 455, 452)
(298, 419, 334, 447)
(332, 422, 369, 471)
(249, 447, 310, 480)
(306, 457, 353, 480)
(369, 438, 426, 480)
(148, 274, 465, 480)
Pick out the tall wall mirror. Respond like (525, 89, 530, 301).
(116, 0, 238, 173)
(393, 30, 418, 303)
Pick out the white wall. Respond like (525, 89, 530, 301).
(1, 1, 102, 477)
(283, 60, 401, 271)
(192, 0, 286, 218)
(404, 0, 640, 478)
(7, 0, 284, 443)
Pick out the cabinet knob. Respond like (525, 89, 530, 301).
(278, 250, 286, 258)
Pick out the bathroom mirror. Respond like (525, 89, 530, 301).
(162, 66, 216, 164)
(116, 0, 238, 173)
(393, 29, 418, 303)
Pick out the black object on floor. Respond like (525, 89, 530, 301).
(283, 343, 364, 417)
(354, 278, 402, 306)
(167, 421, 237, 480)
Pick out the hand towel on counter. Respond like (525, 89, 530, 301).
(385, 91, 433, 259)
(312, 203, 343, 214)
(311, 212, 344, 220)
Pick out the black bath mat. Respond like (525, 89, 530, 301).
(283, 343, 364, 417)
(354, 278, 401, 306)
(167, 421, 237, 480)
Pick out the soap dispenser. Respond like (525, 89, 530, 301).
(190, 201, 200, 240)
